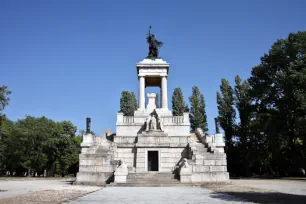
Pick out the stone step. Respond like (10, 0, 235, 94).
(127, 173, 175, 177)
(108, 183, 202, 187)
(125, 180, 180, 184)
(126, 179, 179, 183)
(126, 173, 180, 184)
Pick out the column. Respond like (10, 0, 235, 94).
(139, 76, 145, 109)
(160, 86, 162, 109)
(161, 76, 168, 109)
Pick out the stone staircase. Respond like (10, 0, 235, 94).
(109, 172, 194, 187)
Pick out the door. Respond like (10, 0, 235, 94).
(148, 151, 159, 171)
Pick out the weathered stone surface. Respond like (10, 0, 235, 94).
(191, 172, 229, 183)
(114, 162, 128, 183)
(76, 172, 113, 186)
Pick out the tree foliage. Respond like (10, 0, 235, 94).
(189, 86, 208, 132)
(0, 85, 12, 114)
(216, 79, 236, 147)
(217, 31, 306, 177)
(248, 31, 306, 175)
(0, 85, 11, 173)
(120, 91, 138, 116)
(0, 116, 81, 176)
(172, 88, 185, 116)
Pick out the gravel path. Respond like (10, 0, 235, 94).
(67, 187, 255, 204)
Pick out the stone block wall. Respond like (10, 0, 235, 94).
(76, 172, 114, 186)
(135, 147, 187, 172)
(76, 153, 116, 185)
(114, 147, 136, 170)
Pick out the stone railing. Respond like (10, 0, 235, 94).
(117, 112, 188, 125)
(161, 116, 184, 124)
(123, 116, 134, 124)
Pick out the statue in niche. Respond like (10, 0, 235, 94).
(151, 115, 157, 130)
(146, 26, 163, 59)
(145, 115, 151, 131)
(145, 109, 164, 132)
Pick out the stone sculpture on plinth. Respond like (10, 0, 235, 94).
(151, 115, 157, 130)
(145, 109, 164, 132)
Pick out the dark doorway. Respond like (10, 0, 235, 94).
(148, 151, 159, 171)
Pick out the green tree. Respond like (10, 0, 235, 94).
(45, 120, 78, 176)
(130, 92, 138, 111)
(0, 86, 12, 173)
(16, 116, 56, 175)
(172, 88, 185, 116)
(234, 75, 252, 145)
(233, 75, 253, 176)
(0, 115, 80, 177)
(248, 31, 306, 175)
(0, 85, 12, 115)
(189, 86, 208, 132)
(216, 79, 236, 147)
(120, 91, 137, 116)
(0, 119, 15, 174)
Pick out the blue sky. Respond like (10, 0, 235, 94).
(1, 0, 306, 135)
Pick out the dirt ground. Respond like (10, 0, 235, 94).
(203, 179, 306, 204)
(0, 178, 101, 204)
(1, 178, 306, 204)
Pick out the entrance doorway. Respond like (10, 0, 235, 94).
(148, 151, 159, 171)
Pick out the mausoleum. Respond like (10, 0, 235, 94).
(76, 28, 229, 186)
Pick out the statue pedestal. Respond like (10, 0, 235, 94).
(134, 108, 172, 117)
(114, 162, 128, 183)
(138, 130, 168, 137)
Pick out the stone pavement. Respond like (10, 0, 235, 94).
(67, 187, 255, 204)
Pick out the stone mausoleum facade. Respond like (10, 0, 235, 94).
(76, 58, 229, 186)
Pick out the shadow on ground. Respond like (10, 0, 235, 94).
(60, 180, 75, 185)
(210, 191, 306, 204)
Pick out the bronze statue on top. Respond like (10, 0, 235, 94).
(146, 26, 163, 58)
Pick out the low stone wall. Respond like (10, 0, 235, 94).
(75, 172, 114, 186)
(180, 172, 229, 183)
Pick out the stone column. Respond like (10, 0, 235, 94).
(160, 87, 162, 109)
(139, 76, 145, 109)
(161, 76, 168, 109)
